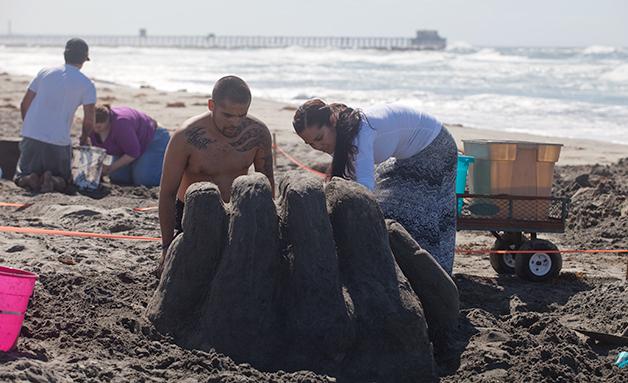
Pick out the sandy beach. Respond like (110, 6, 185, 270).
(0, 70, 627, 382)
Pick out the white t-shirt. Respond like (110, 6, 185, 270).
(22, 64, 97, 146)
(353, 104, 443, 190)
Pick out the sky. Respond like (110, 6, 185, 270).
(1, 0, 627, 47)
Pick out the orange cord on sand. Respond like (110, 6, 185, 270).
(0, 225, 160, 242)
(3, 223, 621, 254)
(0, 202, 30, 208)
(132, 206, 159, 212)
(457, 249, 628, 255)
(272, 143, 326, 178)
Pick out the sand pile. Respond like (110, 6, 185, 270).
(441, 276, 628, 382)
(554, 157, 628, 248)
(147, 172, 460, 382)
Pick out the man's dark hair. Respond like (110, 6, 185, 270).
(64, 38, 90, 65)
(211, 76, 251, 105)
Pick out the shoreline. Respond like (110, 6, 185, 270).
(0, 70, 626, 166)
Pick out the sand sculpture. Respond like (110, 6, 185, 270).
(146, 172, 459, 382)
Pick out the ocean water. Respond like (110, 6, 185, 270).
(1, 42, 627, 145)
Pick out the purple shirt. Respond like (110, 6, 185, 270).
(91, 107, 156, 158)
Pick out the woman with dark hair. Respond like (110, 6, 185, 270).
(293, 99, 458, 274)
(91, 104, 170, 186)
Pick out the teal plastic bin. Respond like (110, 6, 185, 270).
(456, 154, 475, 214)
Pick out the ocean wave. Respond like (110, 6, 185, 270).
(599, 64, 628, 83)
(579, 45, 628, 60)
(467, 48, 529, 63)
(445, 41, 477, 53)
(581, 45, 619, 55)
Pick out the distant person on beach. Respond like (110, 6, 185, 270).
(293, 100, 457, 274)
(15, 38, 96, 193)
(91, 104, 170, 187)
(158, 75, 274, 271)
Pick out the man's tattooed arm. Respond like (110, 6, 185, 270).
(252, 127, 275, 196)
(259, 152, 273, 178)
(185, 126, 215, 150)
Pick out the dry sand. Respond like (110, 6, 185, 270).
(0, 71, 627, 382)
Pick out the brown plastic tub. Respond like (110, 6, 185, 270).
(463, 140, 562, 220)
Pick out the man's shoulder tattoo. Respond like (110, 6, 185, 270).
(185, 126, 215, 150)
(229, 120, 270, 152)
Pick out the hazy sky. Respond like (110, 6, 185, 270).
(1, 0, 627, 46)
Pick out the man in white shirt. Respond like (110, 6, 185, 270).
(16, 38, 96, 193)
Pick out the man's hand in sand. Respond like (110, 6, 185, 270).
(156, 249, 168, 277)
(157, 76, 274, 274)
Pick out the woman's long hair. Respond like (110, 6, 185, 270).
(95, 104, 112, 124)
(292, 99, 362, 179)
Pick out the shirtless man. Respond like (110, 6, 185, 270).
(158, 76, 274, 269)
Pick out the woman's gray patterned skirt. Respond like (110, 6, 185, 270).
(374, 127, 458, 274)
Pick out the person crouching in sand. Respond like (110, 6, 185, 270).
(292, 100, 458, 274)
(158, 75, 274, 272)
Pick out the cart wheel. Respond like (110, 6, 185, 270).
(514, 239, 562, 282)
(489, 239, 517, 274)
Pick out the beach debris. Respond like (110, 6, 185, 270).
(108, 223, 134, 233)
(616, 351, 628, 368)
(572, 326, 628, 347)
(166, 102, 186, 108)
(6, 244, 26, 253)
(58, 255, 76, 265)
(147, 172, 459, 382)
(117, 272, 135, 284)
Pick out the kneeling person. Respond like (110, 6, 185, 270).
(91, 104, 170, 187)
(158, 76, 274, 269)
(16, 38, 96, 193)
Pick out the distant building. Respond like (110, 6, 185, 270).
(139, 28, 147, 38)
(411, 30, 446, 50)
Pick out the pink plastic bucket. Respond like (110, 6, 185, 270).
(0, 266, 38, 352)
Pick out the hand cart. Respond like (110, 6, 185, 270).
(457, 193, 570, 281)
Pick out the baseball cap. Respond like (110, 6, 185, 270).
(64, 38, 90, 62)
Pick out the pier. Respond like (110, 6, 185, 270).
(0, 31, 446, 51)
